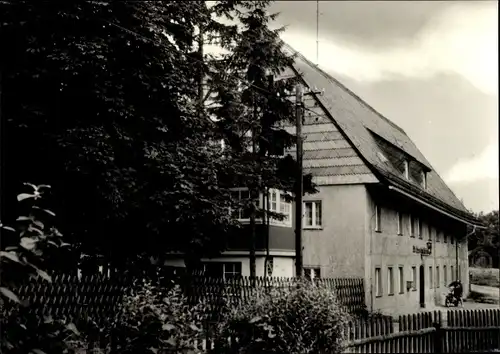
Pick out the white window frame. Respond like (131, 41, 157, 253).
(398, 266, 404, 294)
(404, 160, 409, 180)
(375, 267, 382, 297)
(375, 205, 381, 232)
(268, 189, 292, 227)
(388, 266, 394, 295)
(412, 266, 417, 291)
(421, 171, 427, 189)
(230, 188, 261, 222)
(230, 188, 292, 227)
(199, 262, 242, 280)
(409, 214, 416, 237)
(397, 212, 403, 235)
(429, 266, 433, 289)
(303, 200, 322, 229)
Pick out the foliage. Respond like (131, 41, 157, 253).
(87, 280, 207, 354)
(0, 183, 77, 353)
(469, 211, 499, 267)
(214, 280, 351, 354)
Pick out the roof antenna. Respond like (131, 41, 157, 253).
(316, 0, 320, 66)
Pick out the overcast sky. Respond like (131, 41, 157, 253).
(269, 0, 498, 213)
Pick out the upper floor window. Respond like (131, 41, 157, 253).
(410, 215, 416, 237)
(418, 218, 423, 239)
(428, 224, 432, 241)
(268, 189, 292, 226)
(397, 212, 403, 235)
(421, 171, 427, 189)
(304, 201, 322, 228)
(231, 189, 253, 220)
(375, 205, 381, 232)
(404, 160, 409, 180)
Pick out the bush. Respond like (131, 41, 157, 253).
(1, 183, 76, 354)
(103, 280, 207, 354)
(214, 280, 352, 354)
(469, 267, 500, 287)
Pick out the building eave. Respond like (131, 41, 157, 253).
(387, 185, 485, 228)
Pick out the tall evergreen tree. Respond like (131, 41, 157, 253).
(208, 1, 316, 277)
(0, 1, 241, 269)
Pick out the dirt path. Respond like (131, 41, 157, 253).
(471, 284, 500, 299)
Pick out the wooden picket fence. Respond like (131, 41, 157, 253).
(183, 275, 366, 316)
(344, 309, 500, 353)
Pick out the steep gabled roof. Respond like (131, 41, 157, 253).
(283, 43, 480, 226)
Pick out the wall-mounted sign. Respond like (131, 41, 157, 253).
(413, 245, 431, 256)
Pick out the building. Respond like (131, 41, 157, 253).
(279, 44, 482, 314)
(165, 43, 482, 313)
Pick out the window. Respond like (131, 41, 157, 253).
(388, 267, 394, 295)
(451, 266, 454, 281)
(375, 267, 382, 296)
(268, 189, 292, 226)
(418, 218, 423, 239)
(304, 201, 322, 228)
(410, 215, 416, 237)
(428, 224, 432, 241)
(304, 267, 321, 280)
(444, 265, 447, 286)
(375, 205, 381, 232)
(444, 233, 447, 243)
(436, 266, 440, 288)
(451, 236, 454, 245)
(397, 212, 403, 235)
(436, 229, 440, 243)
(412, 266, 417, 291)
(404, 160, 409, 180)
(199, 262, 242, 280)
(421, 171, 427, 189)
(429, 266, 433, 289)
(399, 266, 404, 294)
(231, 189, 252, 219)
(224, 262, 243, 279)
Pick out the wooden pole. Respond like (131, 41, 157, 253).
(294, 83, 304, 278)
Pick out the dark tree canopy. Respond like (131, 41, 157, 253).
(0, 0, 315, 267)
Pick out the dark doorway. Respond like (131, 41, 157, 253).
(419, 265, 425, 308)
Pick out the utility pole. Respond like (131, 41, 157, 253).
(294, 84, 304, 278)
(294, 83, 322, 278)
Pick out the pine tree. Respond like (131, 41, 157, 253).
(208, 1, 316, 277)
(0, 1, 242, 269)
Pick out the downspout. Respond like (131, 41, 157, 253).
(263, 187, 269, 279)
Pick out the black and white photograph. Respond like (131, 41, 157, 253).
(0, 1, 498, 353)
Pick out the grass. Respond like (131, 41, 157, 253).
(469, 267, 499, 287)
(467, 290, 498, 304)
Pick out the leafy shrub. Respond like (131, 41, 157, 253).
(0, 183, 76, 353)
(214, 280, 352, 354)
(104, 280, 208, 354)
(469, 267, 500, 287)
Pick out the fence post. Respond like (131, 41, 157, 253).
(433, 321, 443, 353)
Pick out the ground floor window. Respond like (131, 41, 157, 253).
(429, 266, 433, 289)
(196, 262, 242, 280)
(451, 266, 454, 281)
(444, 265, 447, 286)
(375, 267, 382, 296)
(436, 266, 440, 288)
(412, 266, 417, 291)
(398, 266, 404, 294)
(304, 267, 321, 280)
(388, 267, 394, 295)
